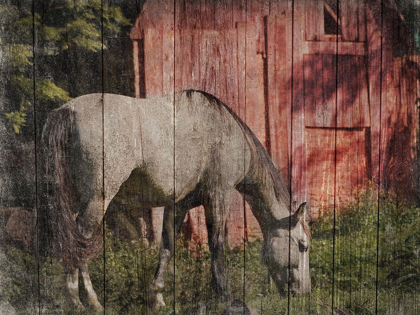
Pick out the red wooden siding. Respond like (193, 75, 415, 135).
(306, 128, 369, 215)
(130, 0, 419, 243)
(266, 14, 292, 189)
(303, 54, 370, 129)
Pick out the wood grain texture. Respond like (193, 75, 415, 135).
(266, 14, 292, 189)
(1, 0, 419, 313)
(0, 2, 38, 313)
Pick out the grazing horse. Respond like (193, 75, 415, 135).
(40, 90, 310, 312)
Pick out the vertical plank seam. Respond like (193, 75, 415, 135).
(289, 1, 295, 313)
(31, 0, 41, 312)
(332, 0, 340, 313)
(375, 0, 384, 313)
(101, 0, 106, 312)
(243, 1, 248, 310)
(173, 0, 177, 312)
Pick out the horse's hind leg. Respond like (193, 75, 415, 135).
(203, 187, 233, 299)
(79, 259, 103, 312)
(150, 193, 200, 309)
(65, 268, 85, 312)
(73, 196, 104, 311)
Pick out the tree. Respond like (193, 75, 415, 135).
(1, 0, 130, 134)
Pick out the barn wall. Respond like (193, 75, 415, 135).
(130, 0, 419, 245)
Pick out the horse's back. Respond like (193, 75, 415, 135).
(54, 92, 251, 207)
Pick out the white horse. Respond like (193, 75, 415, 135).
(40, 90, 310, 312)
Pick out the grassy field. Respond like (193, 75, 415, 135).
(0, 193, 419, 314)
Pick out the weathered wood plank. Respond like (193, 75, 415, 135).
(377, 7, 419, 312)
(0, 2, 39, 313)
(199, 0, 216, 29)
(163, 30, 175, 95)
(292, 0, 308, 210)
(304, 54, 337, 128)
(305, 0, 324, 41)
(245, 21, 266, 148)
(333, 3, 376, 314)
(306, 128, 336, 216)
(290, 1, 313, 314)
(337, 55, 370, 127)
(103, 1, 150, 313)
(302, 41, 366, 56)
(358, 0, 367, 42)
(366, 0, 382, 190)
(214, 0, 233, 30)
(266, 14, 292, 186)
(144, 28, 163, 96)
(334, 129, 373, 312)
(341, 0, 360, 41)
(2, 1, 419, 313)
(297, 2, 334, 313)
(236, 20, 262, 244)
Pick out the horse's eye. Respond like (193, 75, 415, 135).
(298, 242, 308, 252)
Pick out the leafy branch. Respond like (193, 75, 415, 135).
(2, 0, 130, 134)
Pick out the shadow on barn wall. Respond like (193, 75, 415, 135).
(0, 0, 418, 246)
(130, 0, 419, 242)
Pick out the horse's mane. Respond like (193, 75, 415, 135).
(185, 90, 310, 237)
(184, 90, 290, 205)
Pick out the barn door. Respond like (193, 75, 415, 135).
(266, 4, 371, 217)
(303, 54, 371, 216)
(292, 0, 370, 217)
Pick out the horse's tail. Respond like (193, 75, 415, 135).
(40, 105, 102, 270)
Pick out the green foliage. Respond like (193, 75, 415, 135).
(4, 110, 26, 134)
(35, 80, 72, 104)
(0, 194, 418, 314)
(4, 44, 33, 70)
(377, 199, 420, 292)
(1, 1, 130, 134)
(0, 247, 39, 313)
(310, 192, 419, 314)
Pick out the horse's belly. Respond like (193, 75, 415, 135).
(110, 167, 175, 208)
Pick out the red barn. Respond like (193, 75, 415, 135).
(129, 0, 419, 245)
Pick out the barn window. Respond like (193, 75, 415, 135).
(305, 0, 365, 42)
(324, 0, 341, 35)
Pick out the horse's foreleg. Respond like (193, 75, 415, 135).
(204, 188, 233, 299)
(65, 268, 85, 312)
(80, 260, 103, 312)
(150, 193, 198, 309)
(150, 205, 181, 308)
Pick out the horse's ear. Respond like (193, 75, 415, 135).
(291, 202, 307, 227)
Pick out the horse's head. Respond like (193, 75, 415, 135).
(262, 202, 311, 296)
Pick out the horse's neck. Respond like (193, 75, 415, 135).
(238, 167, 290, 237)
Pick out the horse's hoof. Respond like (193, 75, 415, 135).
(69, 300, 85, 313)
(155, 292, 166, 307)
(150, 292, 166, 311)
(90, 302, 104, 313)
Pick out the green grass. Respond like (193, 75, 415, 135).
(0, 193, 419, 314)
